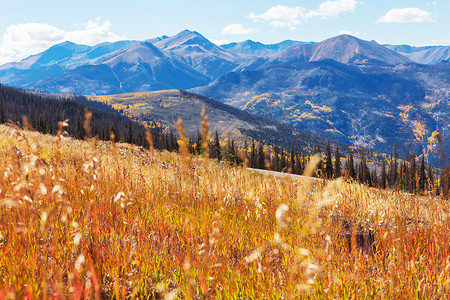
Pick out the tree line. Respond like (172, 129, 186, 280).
(0, 84, 179, 152)
(1, 84, 448, 197)
(202, 132, 449, 197)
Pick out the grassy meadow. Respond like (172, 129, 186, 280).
(0, 123, 449, 299)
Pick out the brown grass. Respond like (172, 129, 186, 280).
(0, 123, 449, 299)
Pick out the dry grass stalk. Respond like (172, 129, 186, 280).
(175, 118, 190, 167)
(200, 105, 210, 161)
(238, 148, 249, 168)
(83, 108, 92, 139)
(264, 145, 272, 171)
(21, 116, 33, 131)
(145, 125, 155, 155)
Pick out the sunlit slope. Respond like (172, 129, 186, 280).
(88, 89, 350, 152)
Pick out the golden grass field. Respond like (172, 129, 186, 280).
(0, 123, 449, 299)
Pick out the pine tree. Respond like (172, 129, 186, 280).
(127, 120, 133, 144)
(222, 139, 234, 164)
(325, 142, 333, 179)
(211, 131, 221, 160)
(273, 144, 280, 172)
(257, 143, 265, 170)
(334, 145, 341, 178)
(410, 155, 417, 193)
(427, 165, 434, 191)
(346, 150, 356, 180)
(280, 146, 286, 172)
(419, 155, 426, 191)
(75, 106, 84, 139)
(393, 142, 399, 187)
(195, 131, 203, 155)
(381, 159, 387, 189)
(371, 169, 378, 187)
(250, 140, 256, 168)
(359, 150, 369, 184)
(231, 140, 240, 165)
(290, 146, 296, 173)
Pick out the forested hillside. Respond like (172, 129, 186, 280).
(0, 84, 179, 151)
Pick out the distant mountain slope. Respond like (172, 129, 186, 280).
(0, 30, 240, 94)
(87, 89, 351, 152)
(239, 35, 411, 70)
(309, 35, 411, 65)
(385, 44, 450, 64)
(21, 42, 210, 95)
(194, 60, 450, 165)
(0, 40, 136, 71)
(152, 30, 239, 80)
(221, 39, 304, 56)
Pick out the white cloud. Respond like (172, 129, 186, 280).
(425, 1, 437, 6)
(377, 8, 433, 23)
(430, 39, 450, 46)
(269, 20, 299, 31)
(338, 30, 361, 36)
(306, 0, 359, 18)
(221, 24, 259, 35)
(209, 38, 231, 45)
(247, 1, 360, 31)
(248, 5, 305, 22)
(248, 5, 305, 30)
(0, 18, 124, 64)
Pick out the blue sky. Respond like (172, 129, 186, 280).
(0, 0, 449, 64)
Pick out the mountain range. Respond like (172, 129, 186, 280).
(0, 30, 448, 165)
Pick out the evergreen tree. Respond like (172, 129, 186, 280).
(295, 151, 303, 175)
(250, 140, 256, 168)
(334, 145, 342, 178)
(325, 142, 333, 179)
(222, 139, 235, 164)
(127, 120, 133, 144)
(75, 106, 84, 139)
(290, 146, 296, 173)
(300, 152, 306, 175)
(210, 131, 221, 160)
(440, 166, 449, 198)
(427, 165, 434, 191)
(346, 150, 356, 180)
(419, 155, 426, 191)
(231, 140, 241, 165)
(381, 159, 387, 189)
(371, 169, 378, 187)
(280, 146, 286, 172)
(359, 150, 369, 184)
(257, 143, 265, 170)
(410, 155, 417, 193)
(392, 142, 399, 187)
(273, 144, 280, 172)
